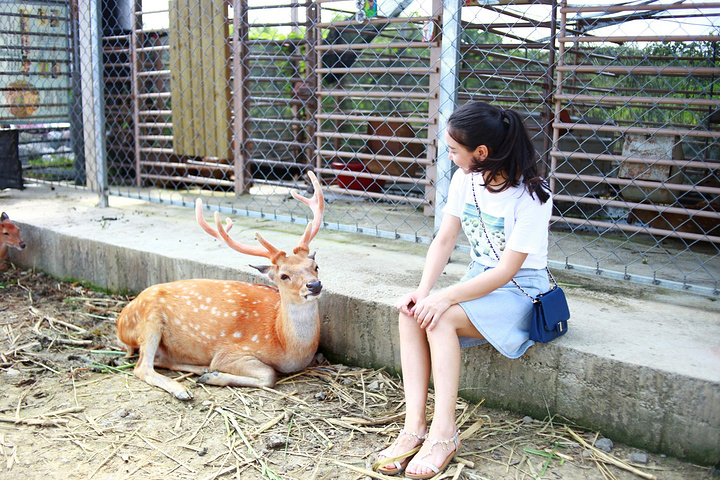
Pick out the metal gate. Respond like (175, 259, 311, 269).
(11, 0, 720, 296)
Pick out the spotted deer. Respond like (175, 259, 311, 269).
(1, 212, 26, 271)
(116, 172, 325, 400)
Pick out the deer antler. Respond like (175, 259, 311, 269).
(195, 199, 280, 260)
(195, 171, 323, 259)
(292, 171, 325, 254)
(196, 199, 233, 240)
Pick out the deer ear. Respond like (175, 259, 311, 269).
(308, 251, 316, 260)
(1, 212, 8, 222)
(250, 264, 272, 275)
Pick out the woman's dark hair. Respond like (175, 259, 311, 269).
(447, 101, 550, 203)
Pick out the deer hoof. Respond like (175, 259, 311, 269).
(175, 389, 194, 401)
(197, 371, 220, 384)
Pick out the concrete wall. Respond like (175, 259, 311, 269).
(5, 189, 720, 465)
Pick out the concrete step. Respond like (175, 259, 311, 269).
(3, 184, 719, 465)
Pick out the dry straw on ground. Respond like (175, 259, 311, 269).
(0, 267, 714, 479)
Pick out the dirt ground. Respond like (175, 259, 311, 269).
(0, 267, 716, 480)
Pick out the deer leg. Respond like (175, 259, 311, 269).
(0, 245, 8, 271)
(134, 329, 194, 401)
(154, 361, 208, 376)
(197, 353, 277, 388)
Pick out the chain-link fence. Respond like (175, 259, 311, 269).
(2, 0, 719, 295)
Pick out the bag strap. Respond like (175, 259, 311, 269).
(469, 173, 558, 304)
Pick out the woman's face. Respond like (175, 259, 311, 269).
(445, 131, 486, 174)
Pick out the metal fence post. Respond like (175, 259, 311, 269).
(434, 0, 461, 233)
(78, 0, 108, 207)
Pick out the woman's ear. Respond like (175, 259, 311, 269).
(474, 145, 489, 161)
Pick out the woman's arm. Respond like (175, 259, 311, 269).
(412, 248, 528, 330)
(394, 214, 462, 315)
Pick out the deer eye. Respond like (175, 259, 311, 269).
(280, 274, 290, 281)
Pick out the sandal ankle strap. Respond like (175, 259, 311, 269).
(423, 429, 460, 455)
(398, 428, 426, 441)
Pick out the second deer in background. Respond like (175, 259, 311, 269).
(1, 212, 26, 271)
(116, 172, 325, 400)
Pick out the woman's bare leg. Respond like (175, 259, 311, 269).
(406, 305, 482, 477)
(376, 312, 431, 468)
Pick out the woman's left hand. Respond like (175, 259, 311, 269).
(413, 292, 451, 331)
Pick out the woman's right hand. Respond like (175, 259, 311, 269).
(395, 291, 423, 316)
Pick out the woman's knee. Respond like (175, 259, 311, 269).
(398, 312, 425, 335)
(425, 317, 456, 343)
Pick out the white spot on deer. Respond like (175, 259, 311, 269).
(193, 308, 198, 313)
(186, 301, 192, 306)
(233, 331, 242, 338)
(264, 334, 269, 339)
(243, 346, 249, 351)
(251, 335, 259, 343)
(224, 313, 229, 317)
(227, 299, 235, 303)
(200, 305, 208, 310)
(182, 325, 188, 332)
(205, 297, 212, 303)
(160, 297, 166, 304)
(232, 312, 238, 317)
(253, 312, 259, 318)
(220, 331, 226, 337)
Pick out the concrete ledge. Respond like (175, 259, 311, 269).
(3, 185, 719, 465)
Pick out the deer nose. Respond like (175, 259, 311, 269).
(307, 280, 322, 294)
(20, 242, 26, 249)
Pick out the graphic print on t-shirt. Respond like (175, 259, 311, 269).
(461, 202, 506, 260)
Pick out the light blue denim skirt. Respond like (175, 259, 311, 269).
(457, 262, 550, 359)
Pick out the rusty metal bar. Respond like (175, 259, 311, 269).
(554, 194, 720, 221)
(318, 149, 433, 167)
(557, 216, 720, 244)
(557, 65, 720, 76)
(550, 151, 720, 171)
(315, 66, 435, 76)
(316, 113, 431, 124)
(316, 41, 437, 52)
(560, 35, 720, 44)
(555, 93, 720, 108)
(316, 131, 431, 146)
(315, 16, 433, 29)
(560, 2, 720, 13)
(553, 122, 720, 139)
(553, 172, 720, 196)
(317, 89, 433, 100)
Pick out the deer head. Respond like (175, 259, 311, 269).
(195, 171, 325, 301)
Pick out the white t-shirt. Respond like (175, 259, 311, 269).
(443, 169, 552, 269)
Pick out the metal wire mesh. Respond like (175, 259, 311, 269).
(2, 0, 719, 295)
